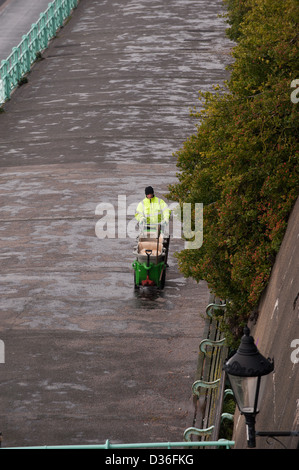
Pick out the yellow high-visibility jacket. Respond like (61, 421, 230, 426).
(135, 196, 170, 224)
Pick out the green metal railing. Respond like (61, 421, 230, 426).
(1, 439, 235, 449)
(0, 0, 79, 105)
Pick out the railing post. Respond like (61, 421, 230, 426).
(39, 12, 48, 50)
(12, 47, 20, 87)
(0, 60, 10, 101)
(56, 0, 63, 28)
(65, 0, 71, 17)
(52, 0, 59, 31)
(0, 78, 4, 104)
(48, 3, 55, 38)
(30, 23, 39, 61)
(22, 34, 31, 73)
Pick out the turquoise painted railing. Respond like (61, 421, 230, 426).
(0, 0, 79, 105)
(1, 439, 235, 449)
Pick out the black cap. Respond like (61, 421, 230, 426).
(145, 186, 154, 195)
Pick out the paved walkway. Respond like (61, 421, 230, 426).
(0, 0, 233, 447)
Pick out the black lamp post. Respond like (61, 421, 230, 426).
(223, 326, 274, 448)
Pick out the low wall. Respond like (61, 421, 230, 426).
(233, 196, 299, 449)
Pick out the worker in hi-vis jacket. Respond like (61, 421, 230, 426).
(135, 186, 170, 228)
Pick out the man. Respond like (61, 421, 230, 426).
(135, 186, 170, 228)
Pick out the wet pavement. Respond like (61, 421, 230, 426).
(0, 0, 233, 447)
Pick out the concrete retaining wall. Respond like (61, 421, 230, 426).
(233, 196, 299, 449)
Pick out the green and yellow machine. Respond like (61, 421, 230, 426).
(132, 224, 170, 289)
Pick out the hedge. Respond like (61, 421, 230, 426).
(167, 0, 299, 345)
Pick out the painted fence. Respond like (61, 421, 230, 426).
(0, 0, 79, 105)
(1, 439, 235, 449)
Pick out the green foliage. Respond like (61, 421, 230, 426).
(222, 0, 253, 41)
(219, 397, 236, 440)
(168, 0, 299, 344)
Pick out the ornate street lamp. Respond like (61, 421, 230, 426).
(223, 326, 274, 448)
(224, 326, 299, 448)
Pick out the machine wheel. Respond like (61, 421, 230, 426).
(134, 271, 139, 289)
(159, 268, 166, 289)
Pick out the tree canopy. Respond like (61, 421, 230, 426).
(168, 0, 299, 344)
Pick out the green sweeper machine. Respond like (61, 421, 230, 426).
(132, 224, 170, 289)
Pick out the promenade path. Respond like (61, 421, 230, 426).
(0, 0, 233, 447)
